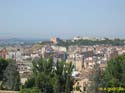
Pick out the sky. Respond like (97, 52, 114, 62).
(0, 0, 125, 39)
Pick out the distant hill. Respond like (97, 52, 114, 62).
(0, 38, 48, 47)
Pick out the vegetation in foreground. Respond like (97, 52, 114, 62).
(0, 58, 20, 91)
(1, 54, 125, 93)
(22, 58, 74, 93)
(89, 54, 125, 93)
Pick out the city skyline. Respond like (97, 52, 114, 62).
(0, 0, 125, 39)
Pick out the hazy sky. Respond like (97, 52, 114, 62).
(0, 0, 125, 39)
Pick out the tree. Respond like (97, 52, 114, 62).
(24, 57, 74, 93)
(64, 62, 74, 93)
(24, 77, 35, 88)
(1, 61, 21, 91)
(0, 58, 9, 81)
(90, 54, 125, 93)
(102, 54, 125, 88)
(32, 57, 54, 92)
(88, 63, 102, 93)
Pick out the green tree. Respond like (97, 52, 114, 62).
(1, 61, 21, 91)
(0, 58, 9, 81)
(24, 77, 35, 88)
(24, 57, 74, 93)
(88, 63, 103, 93)
(90, 54, 125, 93)
(32, 57, 53, 92)
(102, 55, 125, 88)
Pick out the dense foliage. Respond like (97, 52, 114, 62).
(0, 58, 9, 81)
(57, 38, 125, 47)
(1, 61, 21, 91)
(23, 58, 74, 93)
(90, 54, 125, 93)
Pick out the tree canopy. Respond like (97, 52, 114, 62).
(23, 57, 74, 93)
(0, 58, 9, 81)
(90, 54, 125, 93)
(1, 60, 21, 91)
(57, 39, 125, 47)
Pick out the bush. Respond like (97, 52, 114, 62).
(20, 87, 40, 93)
